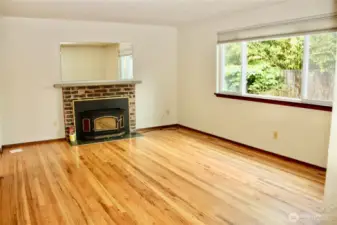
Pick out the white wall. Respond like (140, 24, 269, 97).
(2, 17, 177, 145)
(323, 1, 337, 223)
(0, 16, 4, 149)
(178, 0, 336, 168)
(324, 75, 337, 224)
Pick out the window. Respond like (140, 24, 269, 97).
(307, 33, 337, 101)
(217, 32, 337, 106)
(222, 43, 242, 93)
(119, 55, 133, 79)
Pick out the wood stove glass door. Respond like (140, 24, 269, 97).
(94, 116, 118, 131)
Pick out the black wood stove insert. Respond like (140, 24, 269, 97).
(80, 108, 126, 140)
(74, 98, 129, 141)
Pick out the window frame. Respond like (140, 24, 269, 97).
(216, 32, 335, 111)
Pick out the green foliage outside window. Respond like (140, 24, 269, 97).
(309, 33, 337, 74)
(223, 33, 336, 99)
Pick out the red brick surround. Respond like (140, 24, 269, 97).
(61, 84, 136, 138)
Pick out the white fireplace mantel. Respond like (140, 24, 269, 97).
(54, 79, 142, 88)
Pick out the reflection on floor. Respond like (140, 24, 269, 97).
(0, 127, 325, 225)
(70, 132, 143, 146)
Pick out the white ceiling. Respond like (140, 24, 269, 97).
(0, 0, 286, 26)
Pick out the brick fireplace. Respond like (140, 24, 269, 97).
(60, 83, 136, 141)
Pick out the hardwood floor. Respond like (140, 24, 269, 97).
(0, 128, 325, 225)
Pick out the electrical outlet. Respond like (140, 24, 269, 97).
(273, 131, 278, 140)
(78, 89, 85, 95)
(166, 110, 170, 115)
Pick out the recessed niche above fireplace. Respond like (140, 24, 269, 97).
(60, 42, 134, 82)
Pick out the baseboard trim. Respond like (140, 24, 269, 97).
(1, 124, 326, 171)
(136, 124, 179, 133)
(3, 138, 66, 149)
(2, 124, 180, 148)
(177, 124, 326, 172)
(3, 125, 179, 148)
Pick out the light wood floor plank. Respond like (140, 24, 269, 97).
(0, 128, 325, 225)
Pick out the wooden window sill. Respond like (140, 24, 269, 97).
(214, 93, 332, 112)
